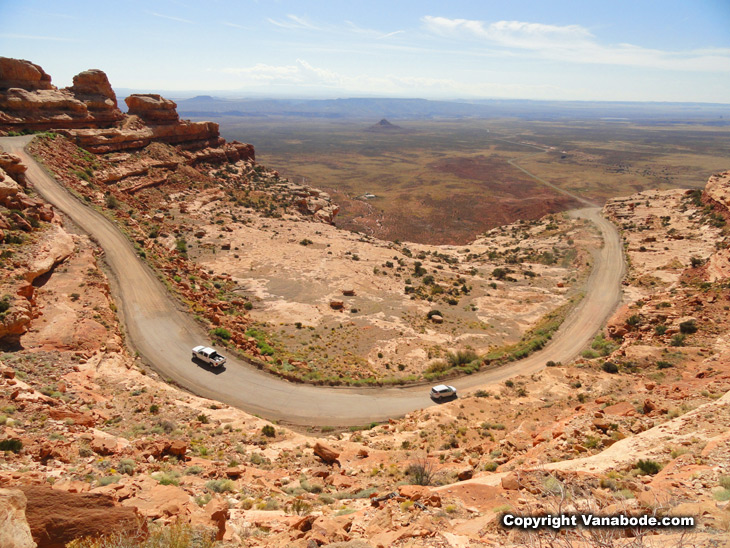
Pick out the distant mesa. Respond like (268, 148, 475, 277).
(366, 118, 407, 132)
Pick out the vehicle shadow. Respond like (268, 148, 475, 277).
(191, 357, 226, 375)
(430, 394, 458, 404)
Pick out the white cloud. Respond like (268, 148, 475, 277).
(219, 59, 571, 98)
(146, 11, 194, 24)
(421, 15, 730, 72)
(0, 33, 80, 42)
(268, 14, 320, 30)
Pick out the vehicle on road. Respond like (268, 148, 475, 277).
(192, 345, 226, 367)
(430, 384, 457, 400)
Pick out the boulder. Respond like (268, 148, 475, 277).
(121, 483, 191, 519)
(457, 467, 474, 481)
(501, 473, 520, 490)
(313, 442, 340, 465)
(19, 485, 145, 548)
(602, 401, 636, 417)
(0, 488, 36, 548)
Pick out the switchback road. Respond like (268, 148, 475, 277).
(1, 136, 624, 426)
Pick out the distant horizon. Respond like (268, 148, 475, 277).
(3, 1, 728, 103)
(114, 90, 730, 107)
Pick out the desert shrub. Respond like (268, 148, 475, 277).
(210, 327, 231, 340)
(406, 457, 435, 486)
(671, 334, 686, 347)
(289, 499, 312, 516)
(424, 360, 449, 374)
(152, 471, 180, 486)
(0, 297, 10, 314)
(118, 459, 136, 475)
(149, 404, 159, 414)
(446, 350, 478, 368)
(484, 462, 498, 472)
(626, 314, 641, 327)
(655, 325, 667, 335)
(261, 425, 276, 437)
(679, 320, 697, 334)
(635, 459, 662, 475)
(299, 239, 313, 246)
(67, 520, 216, 548)
(545, 360, 557, 367)
(591, 333, 617, 356)
(205, 479, 234, 493)
(426, 309, 443, 319)
(602, 361, 619, 374)
(175, 238, 187, 254)
(657, 360, 673, 369)
(98, 475, 121, 486)
(104, 193, 118, 209)
(0, 439, 22, 453)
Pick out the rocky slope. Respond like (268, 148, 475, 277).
(2, 160, 728, 547)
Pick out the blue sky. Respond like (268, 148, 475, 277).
(1, 0, 729, 102)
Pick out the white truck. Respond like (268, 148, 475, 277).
(192, 345, 226, 367)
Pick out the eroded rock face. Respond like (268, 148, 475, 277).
(0, 57, 52, 91)
(0, 57, 254, 164)
(0, 489, 36, 548)
(0, 59, 122, 131)
(19, 485, 145, 548)
(702, 171, 730, 220)
(68, 69, 123, 125)
(125, 94, 179, 123)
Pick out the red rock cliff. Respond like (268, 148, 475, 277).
(0, 57, 253, 162)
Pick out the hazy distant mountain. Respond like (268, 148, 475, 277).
(171, 96, 730, 123)
(365, 119, 408, 132)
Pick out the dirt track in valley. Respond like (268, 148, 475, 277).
(1, 135, 625, 426)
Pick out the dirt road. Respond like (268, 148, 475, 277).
(1, 136, 625, 426)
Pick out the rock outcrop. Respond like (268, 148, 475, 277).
(0, 57, 122, 131)
(0, 489, 36, 548)
(0, 57, 52, 90)
(126, 94, 180, 123)
(0, 57, 253, 162)
(702, 171, 730, 220)
(19, 485, 145, 548)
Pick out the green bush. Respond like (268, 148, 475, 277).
(104, 193, 118, 209)
(671, 334, 686, 347)
(602, 361, 619, 374)
(99, 475, 121, 486)
(446, 350, 479, 368)
(0, 439, 22, 453)
(261, 425, 276, 437)
(679, 320, 697, 334)
(635, 459, 662, 475)
(118, 459, 135, 475)
(210, 327, 231, 340)
(206, 479, 234, 493)
(175, 238, 187, 254)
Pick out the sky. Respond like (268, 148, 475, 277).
(1, 0, 729, 103)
